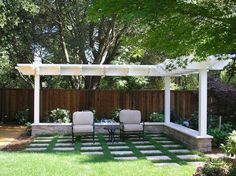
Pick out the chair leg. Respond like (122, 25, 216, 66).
(72, 132, 74, 143)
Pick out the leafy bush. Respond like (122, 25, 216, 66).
(228, 166, 236, 176)
(193, 159, 230, 176)
(45, 108, 71, 123)
(15, 109, 31, 124)
(208, 123, 234, 147)
(149, 112, 164, 122)
(25, 122, 32, 136)
(221, 130, 236, 157)
(111, 108, 121, 122)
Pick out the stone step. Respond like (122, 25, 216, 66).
(108, 146, 129, 150)
(29, 143, 49, 147)
(162, 144, 182, 148)
(135, 145, 155, 149)
(110, 151, 133, 156)
(81, 151, 103, 155)
(55, 143, 74, 147)
(146, 156, 171, 161)
(154, 163, 180, 167)
(81, 142, 100, 146)
(177, 155, 201, 160)
(81, 146, 102, 151)
(140, 150, 162, 154)
(169, 149, 191, 154)
(132, 141, 150, 145)
(114, 156, 137, 160)
(25, 147, 47, 151)
(53, 147, 74, 151)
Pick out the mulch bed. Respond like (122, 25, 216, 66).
(2, 133, 33, 151)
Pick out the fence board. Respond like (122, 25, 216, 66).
(0, 88, 207, 122)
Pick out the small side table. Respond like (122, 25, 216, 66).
(104, 125, 119, 143)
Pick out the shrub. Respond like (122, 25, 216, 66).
(25, 122, 32, 136)
(45, 108, 71, 123)
(15, 109, 31, 124)
(208, 123, 234, 147)
(193, 159, 230, 176)
(149, 112, 164, 122)
(111, 108, 121, 122)
(228, 166, 236, 176)
(221, 130, 236, 157)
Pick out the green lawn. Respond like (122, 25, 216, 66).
(0, 152, 196, 176)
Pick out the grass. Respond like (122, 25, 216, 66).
(0, 134, 199, 176)
(0, 152, 196, 176)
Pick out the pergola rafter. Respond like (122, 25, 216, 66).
(16, 54, 235, 138)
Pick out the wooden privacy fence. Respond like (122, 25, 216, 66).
(0, 89, 200, 122)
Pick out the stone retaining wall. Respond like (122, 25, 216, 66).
(32, 122, 212, 152)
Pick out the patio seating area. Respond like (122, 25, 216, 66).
(24, 133, 205, 167)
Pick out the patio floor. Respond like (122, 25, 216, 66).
(0, 125, 26, 150)
(24, 133, 205, 167)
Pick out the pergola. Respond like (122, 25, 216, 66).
(16, 55, 234, 139)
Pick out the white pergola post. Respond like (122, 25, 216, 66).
(164, 77, 171, 124)
(33, 58, 41, 124)
(198, 70, 208, 136)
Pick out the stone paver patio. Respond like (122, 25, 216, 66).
(24, 133, 205, 166)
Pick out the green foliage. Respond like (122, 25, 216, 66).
(199, 159, 230, 176)
(111, 108, 121, 122)
(228, 166, 236, 176)
(15, 109, 31, 125)
(221, 130, 236, 157)
(25, 122, 32, 136)
(45, 108, 71, 123)
(149, 112, 164, 122)
(208, 123, 234, 147)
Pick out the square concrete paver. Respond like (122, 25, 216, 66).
(80, 139, 99, 142)
(110, 151, 133, 156)
(187, 162, 205, 167)
(146, 156, 171, 161)
(55, 143, 74, 147)
(29, 143, 49, 147)
(33, 139, 52, 143)
(152, 137, 168, 140)
(81, 142, 100, 146)
(169, 149, 191, 154)
(154, 163, 180, 167)
(81, 151, 103, 155)
(140, 150, 162, 154)
(158, 141, 174, 144)
(132, 141, 150, 144)
(114, 156, 137, 160)
(53, 147, 74, 151)
(108, 146, 129, 150)
(57, 139, 72, 143)
(177, 155, 201, 160)
(81, 146, 102, 151)
(135, 145, 155, 149)
(106, 141, 126, 145)
(25, 147, 47, 151)
(162, 144, 182, 148)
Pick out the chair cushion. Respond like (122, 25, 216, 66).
(119, 110, 141, 124)
(73, 111, 94, 125)
(73, 125, 93, 133)
(123, 124, 143, 132)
